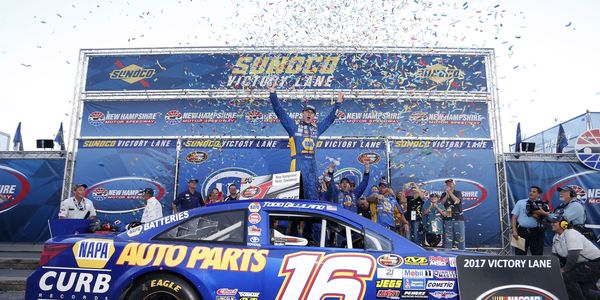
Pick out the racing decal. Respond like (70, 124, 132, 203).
(248, 213, 261, 224)
(377, 254, 403, 268)
(72, 239, 115, 269)
(276, 252, 375, 300)
(402, 269, 433, 279)
(37, 267, 111, 300)
(247, 236, 261, 247)
(248, 202, 261, 213)
(216, 288, 238, 300)
(429, 256, 449, 266)
(238, 291, 260, 300)
(126, 211, 189, 236)
(263, 201, 329, 210)
(401, 290, 429, 299)
(247, 225, 262, 236)
(404, 278, 426, 290)
(376, 268, 403, 279)
(449, 257, 456, 267)
(376, 289, 401, 299)
(430, 290, 458, 299)
(433, 270, 457, 279)
(376, 279, 402, 288)
(404, 256, 429, 266)
(115, 244, 268, 272)
(426, 280, 455, 290)
(150, 278, 182, 293)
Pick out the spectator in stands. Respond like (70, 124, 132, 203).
(550, 215, 600, 300)
(357, 196, 371, 219)
(325, 161, 370, 212)
(404, 182, 426, 245)
(511, 186, 547, 255)
(422, 193, 446, 247)
(141, 188, 163, 223)
(172, 178, 203, 213)
(367, 179, 409, 234)
(58, 183, 96, 220)
(225, 184, 240, 201)
(396, 190, 409, 238)
(205, 187, 223, 205)
(441, 178, 465, 250)
(369, 185, 379, 195)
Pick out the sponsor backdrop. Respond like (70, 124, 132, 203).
(0, 159, 65, 242)
(81, 99, 490, 138)
(177, 138, 387, 200)
(85, 52, 488, 92)
(506, 160, 600, 238)
(390, 139, 501, 247)
(72, 139, 177, 224)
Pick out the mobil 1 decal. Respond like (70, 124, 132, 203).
(456, 256, 568, 300)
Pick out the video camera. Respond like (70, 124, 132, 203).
(526, 199, 549, 218)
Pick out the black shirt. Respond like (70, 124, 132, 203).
(173, 190, 203, 211)
(405, 194, 425, 221)
(441, 190, 464, 221)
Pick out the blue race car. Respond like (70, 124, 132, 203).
(26, 200, 465, 300)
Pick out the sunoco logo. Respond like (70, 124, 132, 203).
(109, 60, 156, 87)
(541, 170, 600, 208)
(85, 177, 166, 214)
(0, 165, 31, 214)
(422, 178, 488, 212)
(201, 167, 255, 199)
(476, 284, 559, 300)
(185, 151, 209, 164)
(165, 110, 183, 125)
(71, 239, 115, 269)
(88, 111, 105, 126)
(416, 63, 464, 84)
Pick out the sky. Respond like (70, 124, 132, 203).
(0, 0, 599, 151)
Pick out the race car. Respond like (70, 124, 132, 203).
(26, 199, 466, 300)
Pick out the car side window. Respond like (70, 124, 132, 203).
(269, 213, 365, 249)
(365, 228, 393, 251)
(155, 210, 245, 244)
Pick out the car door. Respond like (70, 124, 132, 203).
(259, 210, 384, 300)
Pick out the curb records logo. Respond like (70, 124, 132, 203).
(0, 165, 31, 214)
(377, 254, 403, 268)
(476, 284, 559, 300)
(72, 239, 115, 269)
(109, 60, 156, 86)
(416, 63, 465, 85)
(541, 170, 600, 208)
(575, 128, 600, 171)
(88, 111, 106, 126)
(245, 110, 263, 123)
(422, 178, 488, 212)
(165, 110, 183, 125)
(358, 152, 381, 164)
(185, 151, 209, 164)
(201, 167, 256, 199)
(85, 177, 166, 214)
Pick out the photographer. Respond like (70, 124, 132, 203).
(511, 186, 548, 255)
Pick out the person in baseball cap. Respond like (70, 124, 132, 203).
(141, 187, 162, 223)
(172, 178, 203, 213)
(58, 183, 96, 220)
(302, 105, 317, 114)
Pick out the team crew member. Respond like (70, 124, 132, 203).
(550, 215, 600, 299)
(511, 186, 548, 255)
(58, 183, 96, 220)
(224, 184, 240, 201)
(141, 188, 162, 223)
(326, 161, 370, 211)
(268, 81, 343, 200)
(367, 180, 408, 232)
(172, 178, 203, 213)
(441, 178, 465, 250)
(536, 186, 586, 225)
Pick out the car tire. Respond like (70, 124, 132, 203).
(124, 273, 200, 300)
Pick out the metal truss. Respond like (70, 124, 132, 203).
(0, 151, 66, 159)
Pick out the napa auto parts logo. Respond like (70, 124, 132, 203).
(0, 165, 31, 213)
(201, 167, 256, 199)
(423, 178, 488, 211)
(109, 59, 156, 87)
(85, 177, 165, 214)
(542, 170, 600, 208)
(476, 284, 559, 300)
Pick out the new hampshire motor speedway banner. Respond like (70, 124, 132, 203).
(177, 138, 387, 200)
(84, 52, 488, 92)
(506, 160, 600, 238)
(390, 139, 501, 247)
(0, 159, 65, 242)
(72, 139, 177, 224)
(81, 99, 490, 139)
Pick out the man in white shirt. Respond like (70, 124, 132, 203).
(58, 184, 96, 220)
(550, 215, 600, 299)
(140, 188, 162, 223)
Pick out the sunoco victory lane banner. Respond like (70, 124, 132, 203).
(390, 139, 501, 247)
(177, 138, 387, 199)
(85, 52, 488, 92)
(81, 99, 490, 138)
(0, 159, 65, 242)
(72, 139, 177, 224)
(506, 160, 600, 237)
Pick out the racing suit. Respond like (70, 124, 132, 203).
(326, 171, 370, 212)
(269, 92, 341, 200)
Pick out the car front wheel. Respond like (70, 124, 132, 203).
(124, 273, 200, 300)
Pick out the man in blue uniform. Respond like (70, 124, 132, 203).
(268, 82, 344, 200)
(325, 161, 370, 212)
(172, 178, 203, 213)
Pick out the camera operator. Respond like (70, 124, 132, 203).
(511, 186, 549, 255)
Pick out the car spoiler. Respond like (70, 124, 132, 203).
(48, 219, 93, 238)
